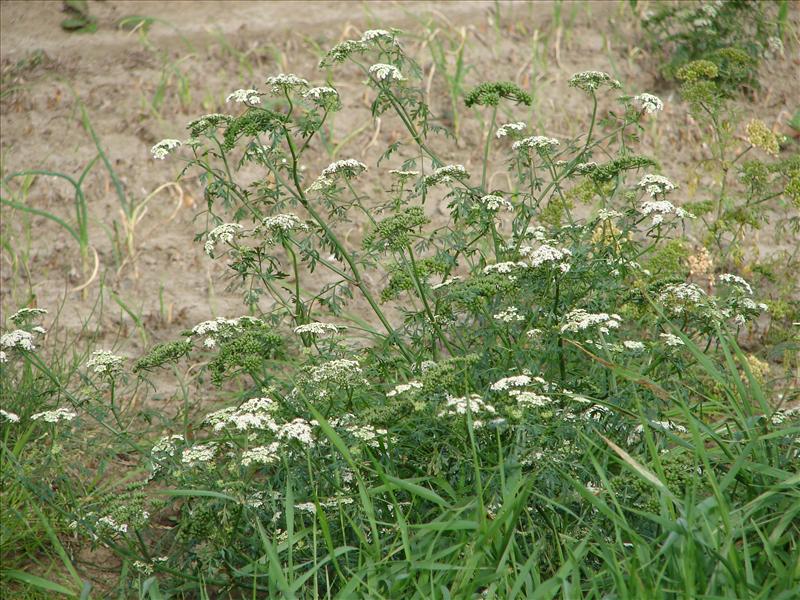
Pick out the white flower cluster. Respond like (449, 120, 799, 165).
(510, 390, 551, 408)
(205, 222, 243, 256)
(660, 333, 684, 347)
(226, 88, 261, 104)
(389, 169, 420, 179)
(640, 200, 695, 226)
(361, 29, 394, 42)
(369, 63, 405, 82)
(276, 418, 315, 445)
(520, 243, 572, 272)
(512, 135, 559, 154)
(1, 409, 20, 423)
(657, 283, 705, 315)
(97, 515, 128, 536)
(181, 443, 217, 466)
(438, 394, 496, 417)
(331, 415, 389, 448)
(568, 70, 621, 92)
(490, 374, 532, 391)
(293, 322, 344, 336)
(480, 194, 513, 212)
(718, 273, 754, 296)
(260, 213, 308, 233)
(85, 350, 124, 376)
(494, 306, 525, 323)
(1, 329, 36, 352)
(307, 358, 366, 387)
(386, 381, 423, 397)
(597, 208, 622, 220)
(634, 93, 663, 114)
(623, 340, 646, 352)
(31, 408, 77, 423)
(205, 397, 278, 432)
(495, 121, 527, 138)
(638, 174, 676, 198)
(151, 434, 184, 459)
(561, 309, 622, 334)
(191, 316, 261, 348)
(322, 159, 367, 179)
(308, 159, 367, 192)
(151, 138, 181, 160)
(265, 73, 309, 94)
(10, 307, 48, 324)
(303, 86, 340, 108)
(241, 442, 280, 467)
(483, 261, 527, 275)
(424, 164, 470, 186)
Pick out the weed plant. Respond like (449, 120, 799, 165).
(2, 28, 799, 599)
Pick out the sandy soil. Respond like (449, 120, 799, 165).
(1, 0, 797, 359)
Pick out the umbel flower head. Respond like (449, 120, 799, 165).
(495, 121, 527, 138)
(633, 93, 663, 114)
(204, 223, 243, 257)
(638, 174, 676, 198)
(568, 70, 621, 93)
(303, 86, 341, 110)
(369, 63, 405, 82)
(86, 350, 125, 376)
(424, 164, 470, 186)
(9, 307, 47, 325)
(151, 139, 181, 160)
(226, 89, 261, 104)
(465, 81, 532, 107)
(512, 136, 560, 155)
(265, 73, 309, 95)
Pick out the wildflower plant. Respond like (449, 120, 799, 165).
(3, 26, 799, 600)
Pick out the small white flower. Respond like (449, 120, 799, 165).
(389, 169, 420, 179)
(261, 213, 309, 233)
(181, 443, 217, 466)
(277, 418, 315, 445)
(660, 333, 685, 347)
(638, 174, 676, 198)
(226, 89, 261, 104)
(568, 70, 621, 92)
(97, 515, 128, 535)
(265, 73, 309, 94)
(480, 194, 513, 212)
(494, 306, 525, 323)
(509, 390, 550, 408)
(0, 409, 20, 423)
(369, 63, 405, 82)
(1, 329, 35, 351)
(204, 223, 243, 257)
(640, 200, 695, 226)
(361, 29, 394, 43)
(425, 164, 469, 185)
(31, 408, 77, 423)
(387, 381, 423, 397)
(9, 307, 48, 324)
(623, 340, 645, 352)
(294, 502, 317, 514)
(521, 243, 572, 272)
(241, 442, 281, 467)
(151, 139, 181, 160)
(293, 322, 344, 336)
(483, 261, 527, 275)
(490, 375, 532, 391)
(561, 309, 622, 334)
(438, 394, 496, 417)
(85, 350, 124, 376)
(205, 397, 278, 432)
(321, 159, 367, 179)
(717, 273, 754, 295)
(633, 93, 663, 114)
(495, 121, 527, 138)
(303, 86, 340, 107)
(512, 136, 559, 154)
